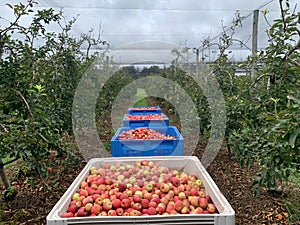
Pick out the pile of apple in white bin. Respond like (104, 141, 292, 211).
(61, 159, 218, 218)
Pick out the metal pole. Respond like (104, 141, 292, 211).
(251, 9, 259, 79)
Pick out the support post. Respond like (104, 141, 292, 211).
(193, 47, 199, 74)
(251, 9, 259, 79)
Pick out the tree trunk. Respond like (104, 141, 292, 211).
(0, 158, 11, 189)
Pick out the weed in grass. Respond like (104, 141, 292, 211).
(286, 198, 300, 223)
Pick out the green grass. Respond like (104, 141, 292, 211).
(290, 172, 300, 185)
(133, 88, 148, 106)
(286, 171, 300, 222)
(2, 155, 13, 164)
(136, 88, 147, 98)
(134, 98, 148, 106)
(2, 155, 18, 170)
(286, 198, 300, 222)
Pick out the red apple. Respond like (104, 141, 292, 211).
(193, 207, 204, 214)
(91, 204, 102, 215)
(132, 202, 142, 211)
(199, 197, 208, 209)
(77, 207, 88, 217)
(147, 206, 156, 215)
(143, 192, 152, 201)
(189, 188, 198, 196)
(116, 207, 124, 216)
(75, 200, 82, 208)
(85, 202, 93, 212)
(79, 189, 88, 197)
(135, 190, 143, 198)
(189, 196, 199, 207)
(148, 161, 155, 168)
(168, 190, 175, 197)
(119, 193, 129, 200)
(98, 184, 106, 192)
(121, 198, 131, 209)
(61, 212, 74, 218)
(112, 199, 121, 209)
(129, 209, 141, 216)
(92, 194, 101, 201)
(137, 179, 144, 187)
(173, 196, 180, 203)
(70, 200, 76, 206)
(148, 201, 157, 208)
(166, 204, 175, 214)
(108, 209, 117, 216)
(82, 196, 93, 206)
(177, 184, 185, 192)
(181, 206, 190, 214)
(95, 197, 103, 205)
(165, 193, 173, 201)
(150, 196, 160, 204)
(171, 177, 180, 187)
(160, 196, 169, 205)
(141, 198, 150, 208)
(205, 195, 212, 203)
(133, 194, 142, 203)
(80, 181, 88, 189)
(67, 204, 77, 214)
(178, 192, 186, 200)
(145, 183, 153, 192)
(183, 199, 190, 208)
(174, 200, 184, 212)
(103, 201, 112, 211)
(207, 203, 216, 213)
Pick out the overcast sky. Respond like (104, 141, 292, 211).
(0, 0, 296, 63)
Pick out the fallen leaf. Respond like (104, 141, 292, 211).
(276, 213, 283, 221)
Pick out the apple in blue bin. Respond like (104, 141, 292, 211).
(118, 128, 176, 140)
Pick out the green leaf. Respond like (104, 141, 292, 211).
(290, 128, 300, 148)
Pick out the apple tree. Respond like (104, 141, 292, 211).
(0, 0, 107, 195)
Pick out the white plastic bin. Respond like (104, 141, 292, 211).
(47, 156, 235, 225)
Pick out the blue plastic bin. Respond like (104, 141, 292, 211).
(111, 126, 184, 157)
(123, 113, 169, 128)
(128, 106, 162, 114)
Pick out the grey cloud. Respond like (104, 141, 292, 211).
(1, 0, 296, 63)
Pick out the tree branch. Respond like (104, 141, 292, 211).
(13, 89, 33, 117)
(282, 38, 300, 61)
(251, 73, 272, 86)
(35, 131, 49, 143)
(279, 0, 287, 32)
(0, 123, 8, 132)
(0, 0, 35, 36)
(13, 90, 50, 144)
(232, 38, 251, 51)
(2, 157, 20, 166)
